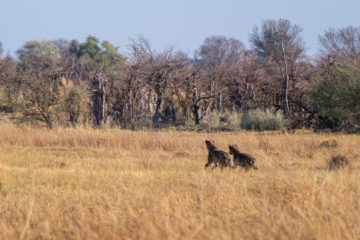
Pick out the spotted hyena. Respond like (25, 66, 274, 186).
(204, 140, 231, 171)
(229, 144, 257, 170)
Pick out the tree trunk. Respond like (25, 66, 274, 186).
(192, 88, 200, 125)
(100, 84, 105, 124)
(191, 88, 217, 125)
(45, 118, 53, 129)
(281, 41, 290, 117)
(193, 105, 200, 125)
(217, 91, 222, 113)
(93, 79, 105, 126)
(155, 95, 162, 114)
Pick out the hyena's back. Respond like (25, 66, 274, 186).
(229, 144, 257, 170)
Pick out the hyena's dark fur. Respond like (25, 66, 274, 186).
(204, 140, 231, 171)
(229, 144, 257, 170)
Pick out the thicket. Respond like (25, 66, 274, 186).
(0, 20, 359, 131)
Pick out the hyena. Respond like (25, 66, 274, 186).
(204, 140, 231, 171)
(229, 144, 257, 170)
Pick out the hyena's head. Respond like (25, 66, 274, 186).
(228, 144, 239, 155)
(205, 140, 216, 150)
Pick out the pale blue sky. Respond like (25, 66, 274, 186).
(1, 0, 359, 57)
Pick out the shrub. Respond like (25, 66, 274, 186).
(328, 155, 350, 170)
(208, 111, 221, 128)
(207, 110, 242, 129)
(240, 110, 287, 131)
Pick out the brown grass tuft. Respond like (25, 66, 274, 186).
(328, 154, 350, 170)
(320, 139, 338, 148)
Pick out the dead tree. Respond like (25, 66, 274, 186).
(191, 88, 218, 125)
(92, 67, 107, 126)
(281, 41, 290, 116)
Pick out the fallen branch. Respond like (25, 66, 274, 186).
(333, 122, 360, 132)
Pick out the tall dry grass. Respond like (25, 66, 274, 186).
(0, 123, 359, 239)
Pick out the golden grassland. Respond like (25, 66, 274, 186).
(0, 123, 359, 240)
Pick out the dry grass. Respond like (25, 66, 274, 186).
(0, 124, 359, 239)
(328, 155, 350, 170)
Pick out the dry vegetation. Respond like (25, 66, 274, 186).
(0, 123, 359, 240)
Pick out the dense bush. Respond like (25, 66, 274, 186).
(240, 110, 287, 131)
(311, 65, 360, 128)
(207, 109, 286, 131)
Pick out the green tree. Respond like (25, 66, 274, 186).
(69, 39, 80, 57)
(20, 67, 61, 128)
(16, 41, 64, 128)
(17, 40, 61, 65)
(76, 36, 125, 126)
(77, 36, 125, 72)
(311, 64, 360, 129)
(100, 40, 125, 73)
(79, 36, 101, 60)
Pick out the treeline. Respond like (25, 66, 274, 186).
(0, 19, 360, 131)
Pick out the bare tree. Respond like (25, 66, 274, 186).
(191, 86, 218, 125)
(194, 36, 246, 122)
(92, 67, 107, 126)
(319, 26, 360, 62)
(110, 37, 190, 128)
(224, 50, 263, 111)
(250, 19, 305, 116)
(110, 40, 145, 129)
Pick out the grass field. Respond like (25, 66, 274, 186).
(0, 124, 359, 239)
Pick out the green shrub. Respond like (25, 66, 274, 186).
(208, 110, 242, 129)
(208, 111, 221, 128)
(310, 65, 360, 128)
(240, 110, 287, 131)
(206, 109, 286, 131)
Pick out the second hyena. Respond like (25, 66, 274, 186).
(229, 144, 257, 170)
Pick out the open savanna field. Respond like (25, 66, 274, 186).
(0, 124, 359, 240)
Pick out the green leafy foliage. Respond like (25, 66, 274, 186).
(79, 36, 102, 60)
(241, 110, 287, 131)
(311, 65, 360, 126)
(78, 36, 125, 72)
(206, 109, 286, 131)
(17, 40, 61, 64)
